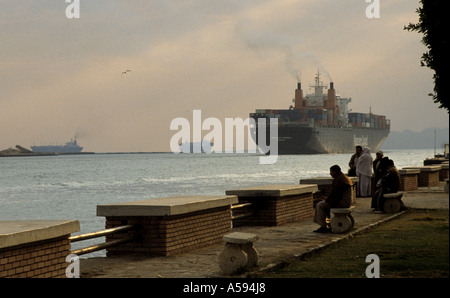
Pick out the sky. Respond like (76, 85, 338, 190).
(1, 0, 448, 153)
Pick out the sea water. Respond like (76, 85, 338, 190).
(0, 149, 434, 257)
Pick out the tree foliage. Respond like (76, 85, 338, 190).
(404, 0, 449, 112)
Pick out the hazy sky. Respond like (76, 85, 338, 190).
(1, 0, 448, 152)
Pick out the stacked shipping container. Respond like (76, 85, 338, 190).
(348, 113, 388, 129)
(254, 110, 389, 129)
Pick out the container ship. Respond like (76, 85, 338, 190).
(31, 138, 83, 154)
(250, 72, 390, 154)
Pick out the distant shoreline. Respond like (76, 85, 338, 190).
(0, 148, 444, 158)
(0, 151, 173, 157)
(0, 152, 95, 157)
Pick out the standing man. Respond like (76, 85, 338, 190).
(313, 165, 353, 233)
(356, 147, 373, 197)
(348, 146, 362, 176)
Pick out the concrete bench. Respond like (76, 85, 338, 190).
(330, 207, 355, 233)
(226, 184, 318, 227)
(383, 192, 404, 214)
(0, 220, 80, 278)
(97, 195, 238, 257)
(403, 166, 441, 187)
(218, 232, 258, 275)
(399, 169, 420, 191)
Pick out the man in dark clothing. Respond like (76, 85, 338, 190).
(371, 159, 401, 212)
(373, 152, 389, 183)
(372, 154, 389, 201)
(313, 165, 353, 233)
(348, 146, 362, 176)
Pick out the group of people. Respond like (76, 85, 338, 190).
(313, 146, 401, 233)
(348, 145, 373, 197)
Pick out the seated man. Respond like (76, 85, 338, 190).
(313, 165, 353, 233)
(371, 159, 401, 212)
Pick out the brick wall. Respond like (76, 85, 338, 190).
(400, 174, 418, 191)
(232, 193, 314, 227)
(418, 171, 439, 187)
(104, 206, 232, 257)
(439, 168, 449, 181)
(0, 235, 70, 278)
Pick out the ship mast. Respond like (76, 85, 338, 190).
(309, 70, 326, 101)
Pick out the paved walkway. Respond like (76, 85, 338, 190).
(80, 183, 448, 278)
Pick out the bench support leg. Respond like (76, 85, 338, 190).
(330, 214, 352, 233)
(383, 198, 403, 214)
(241, 243, 259, 268)
(218, 242, 259, 275)
(348, 214, 355, 228)
(219, 232, 259, 275)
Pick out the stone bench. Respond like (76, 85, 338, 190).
(225, 184, 318, 227)
(97, 195, 238, 257)
(218, 232, 258, 275)
(399, 169, 420, 191)
(330, 207, 355, 234)
(300, 176, 358, 205)
(0, 220, 80, 278)
(403, 166, 441, 187)
(383, 192, 404, 214)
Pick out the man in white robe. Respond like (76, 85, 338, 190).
(356, 147, 373, 197)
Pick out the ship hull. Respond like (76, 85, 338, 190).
(30, 145, 83, 153)
(256, 124, 389, 154)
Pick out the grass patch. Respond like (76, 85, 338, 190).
(259, 209, 449, 278)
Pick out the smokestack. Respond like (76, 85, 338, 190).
(327, 81, 337, 124)
(294, 82, 305, 110)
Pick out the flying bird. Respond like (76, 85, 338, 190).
(121, 70, 131, 76)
